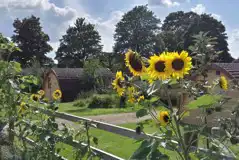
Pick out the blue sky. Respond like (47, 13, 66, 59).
(1, 0, 239, 61)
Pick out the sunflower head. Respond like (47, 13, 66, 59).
(167, 51, 192, 79)
(19, 102, 27, 114)
(31, 94, 40, 102)
(219, 76, 228, 91)
(158, 111, 170, 126)
(137, 95, 145, 102)
(112, 71, 125, 96)
(38, 90, 45, 97)
(148, 53, 171, 80)
(127, 86, 136, 103)
(52, 89, 62, 100)
(125, 49, 146, 76)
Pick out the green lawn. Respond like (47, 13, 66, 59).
(56, 121, 178, 160)
(58, 102, 142, 116)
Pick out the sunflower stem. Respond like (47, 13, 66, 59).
(165, 87, 189, 160)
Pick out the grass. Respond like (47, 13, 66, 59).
(54, 121, 178, 160)
(58, 102, 142, 116)
(14, 119, 239, 160)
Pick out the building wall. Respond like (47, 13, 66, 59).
(195, 69, 228, 83)
(43, 71, 60, 101)
(182, 69, 239, 127)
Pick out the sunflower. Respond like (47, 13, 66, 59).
(166, 51, 192, 79)
(219, 76, 228, 90)
(137, 95, 145, 102)
(38, 90, 45, 97)
(112, 71, 125, 96)
(31, 94, 40, 102)
(52, 89, 62, 100)
(158, 111, 170, 126)
(148, 53, 171, 80)
(125, 49, 146, 76)
(127, 86, 136, 103)
(19, 102, 27, 114)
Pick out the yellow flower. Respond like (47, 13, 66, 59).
(166, 51, 192, 79)
(38, 90, 45, 97)
(52, 89, 62, 100)
(127, 86, 136, 103)
(158, 111, 170, 126)
(148, 53, 171, 80)
(19, 102, 27, 114)
(128, 97, 136, 103)
(112, 71, 125, 96)
(125, 49, 146, 76)
(30, 94, 40, 102)
(137, 95, 145, 102)
(219, 76, 228, 90)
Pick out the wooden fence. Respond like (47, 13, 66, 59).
(13, 106, 236, 160)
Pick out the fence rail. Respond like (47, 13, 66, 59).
(14, 106, 236, 160)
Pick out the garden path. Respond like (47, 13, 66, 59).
(56, 112, 151, 128)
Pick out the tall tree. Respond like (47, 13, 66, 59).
(113, 5, 160, 57)
(55, 18, 102, 68)
(161, 11, 234, 62)
(11, 15, 53, 67)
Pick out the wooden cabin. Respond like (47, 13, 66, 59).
(43, 68, 113, 102)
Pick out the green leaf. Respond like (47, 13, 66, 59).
(140, 73, 150, 81)
(92, 137, 98, 145)
(165, 130, 172, 137)
(129, 139, 153, 159)
(136, 109, 148, 118)
(150, 97, 159, 103)
(186, 94, 222, 109)
(180, 110, 190, 119)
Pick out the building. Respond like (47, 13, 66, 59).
(43, 68, 113, 102)
(181, 63, 239, 127)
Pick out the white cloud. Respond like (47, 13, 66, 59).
(191, 4, 221, 21)
(228, 29, 239, 58)
(211, 13, 221, 21)
(0, 0, 77, 41)
(148, 0, 180, 7)
(191, 4, 206, 14)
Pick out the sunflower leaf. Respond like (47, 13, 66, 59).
(136, 109, 148, 118)
(186, 94, 222, 109)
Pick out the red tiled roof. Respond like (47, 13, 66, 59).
(212, 63, 239, 79)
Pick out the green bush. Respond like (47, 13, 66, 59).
(88, 94, 119, 109)
(73, 100, 86, 107)
(77, 91, 94, 99)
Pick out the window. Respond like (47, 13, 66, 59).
(216, 71, 220, 75)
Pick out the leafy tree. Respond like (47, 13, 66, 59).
(161, 11, 234, 62)
(98, 52, 121, 72)
(56, 18, 102, 68)
(113, 5, 160, 57)
(11, 15, 53, 67)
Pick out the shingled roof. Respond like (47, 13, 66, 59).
(212, 63, 239, 79)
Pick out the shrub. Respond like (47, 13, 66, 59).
(77, 91, 94, 99)
(88, 94, 119, 109)
(73, 100, 86, 107)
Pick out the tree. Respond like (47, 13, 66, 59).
(113, 5, 160, 57)
(11, 15, 53, 67)
(98, 52, 121, 72)
(161, 11, 234, 62)
(55, 18, 102, 68)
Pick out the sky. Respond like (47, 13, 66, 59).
(1, 0, 239, 61)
